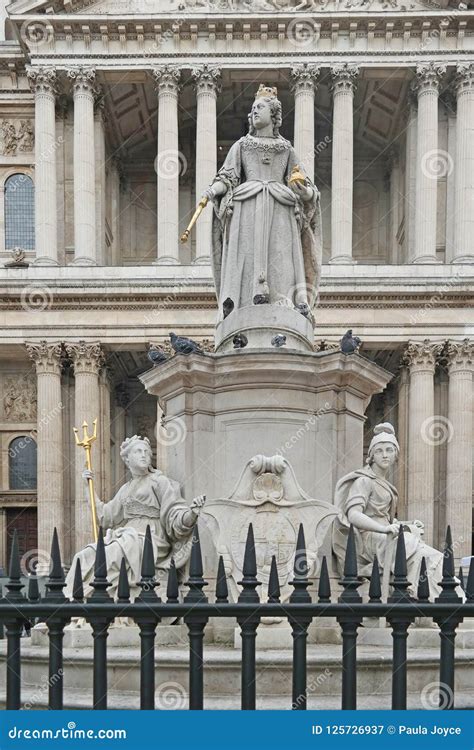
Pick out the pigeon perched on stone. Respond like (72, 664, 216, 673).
(147, 345, 168, 366)
(233, 333, 248, 349)
(340, 329, 361, 354)
(271, 334, 286, 348)
(223, 297, 234, 319)
(169, 332, 204, 355)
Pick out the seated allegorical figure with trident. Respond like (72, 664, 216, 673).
(332, 422, 463, 600)
(64, 435, 206, 601)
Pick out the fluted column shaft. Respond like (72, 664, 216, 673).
(153, 66, 181, 264)
(330, 64, 358, 264)
(404, 94, 417, 262)
(404, 340, 442, 545)
(66, 342, 104, 552)
(192, 66, 221, 263)
(446, 340, 473, 561)
(291, 64, 320, 182)
(412, 64, 445, 263)
(453, 64, 474, 263)
(27, 68, 58, 266)
(26, 342, 64, 573)
(68, 68, 97, 265)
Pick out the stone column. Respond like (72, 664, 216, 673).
(68, 68, 97, 266)
(453, 63, 474, 263)
(192, 65, 221, 264)
(396, 366, 409, 521)
(99, 366, 112, 502)
(26, 341, 64, 573)
(330, 64, 358, 264)
(388, 147, 401, 264)
(403, 340, 443, 546)
(153, 65, 181, 265)
(94, 98, 107, 265)
(291, 64, 320, 182)
(404, 92, 417, 262)
(113, 385, 129, 490)
(443, 92, 457, 263)
(411, 63, 445, 264)
(26, 67, 59, 266)
(445, 339, 473, 561)
(66, 342, 104, 553)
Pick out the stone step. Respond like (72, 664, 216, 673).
(0, 687, 473, 711)
(1, 639, 473, 708)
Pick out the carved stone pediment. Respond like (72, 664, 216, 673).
(201, 454, 338, 602)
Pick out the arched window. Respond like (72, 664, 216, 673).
(4, 173, 35, 250)
(9, 436, 37, 490)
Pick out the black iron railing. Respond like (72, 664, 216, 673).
(0, 523, 472, 712)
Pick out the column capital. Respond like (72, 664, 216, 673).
(412, 63, 446, 96)
(402, 339, 443, 372)
(455, 62, 474, 96)
(330, 63, 359, 95)
(67, 67, 97, 95)
(65, 341, 105, 375)
(152, 65, 181, 95)
(26, 66, 58, 96)
(446, 338, 474, 373)
(291, 63, 320, 94)
(26, 340, 63, 374)
(192, 64, 221, 95)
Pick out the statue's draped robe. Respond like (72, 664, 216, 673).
(211, 134, 322, 318)
(65, 469, 194, 600)
(332, 467, 460, 600)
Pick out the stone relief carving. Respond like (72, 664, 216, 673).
(78, 0, 461, 12)
(202, 454, 338, 602)
(174, 0, 447, 10)
(3, 373, 37, 422)
(0, 120, 34, 156)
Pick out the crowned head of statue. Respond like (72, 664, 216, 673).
(248, 84, 282, 137)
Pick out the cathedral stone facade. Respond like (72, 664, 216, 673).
(0, 0, 472, 573)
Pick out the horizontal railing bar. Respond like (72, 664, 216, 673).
(0, 602, 471, 618)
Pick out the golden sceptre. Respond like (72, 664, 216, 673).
(73, 419, 98, 543)
(180, 196, 209, 243)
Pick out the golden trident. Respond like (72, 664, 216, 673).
(73, 419, 98, 543)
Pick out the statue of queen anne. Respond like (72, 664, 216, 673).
(203, 84, 323, 319)
(65, 435, 205, 600)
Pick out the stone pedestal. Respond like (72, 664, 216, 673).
(140, 349, 392, 514)
(215, 304, 314, 354)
